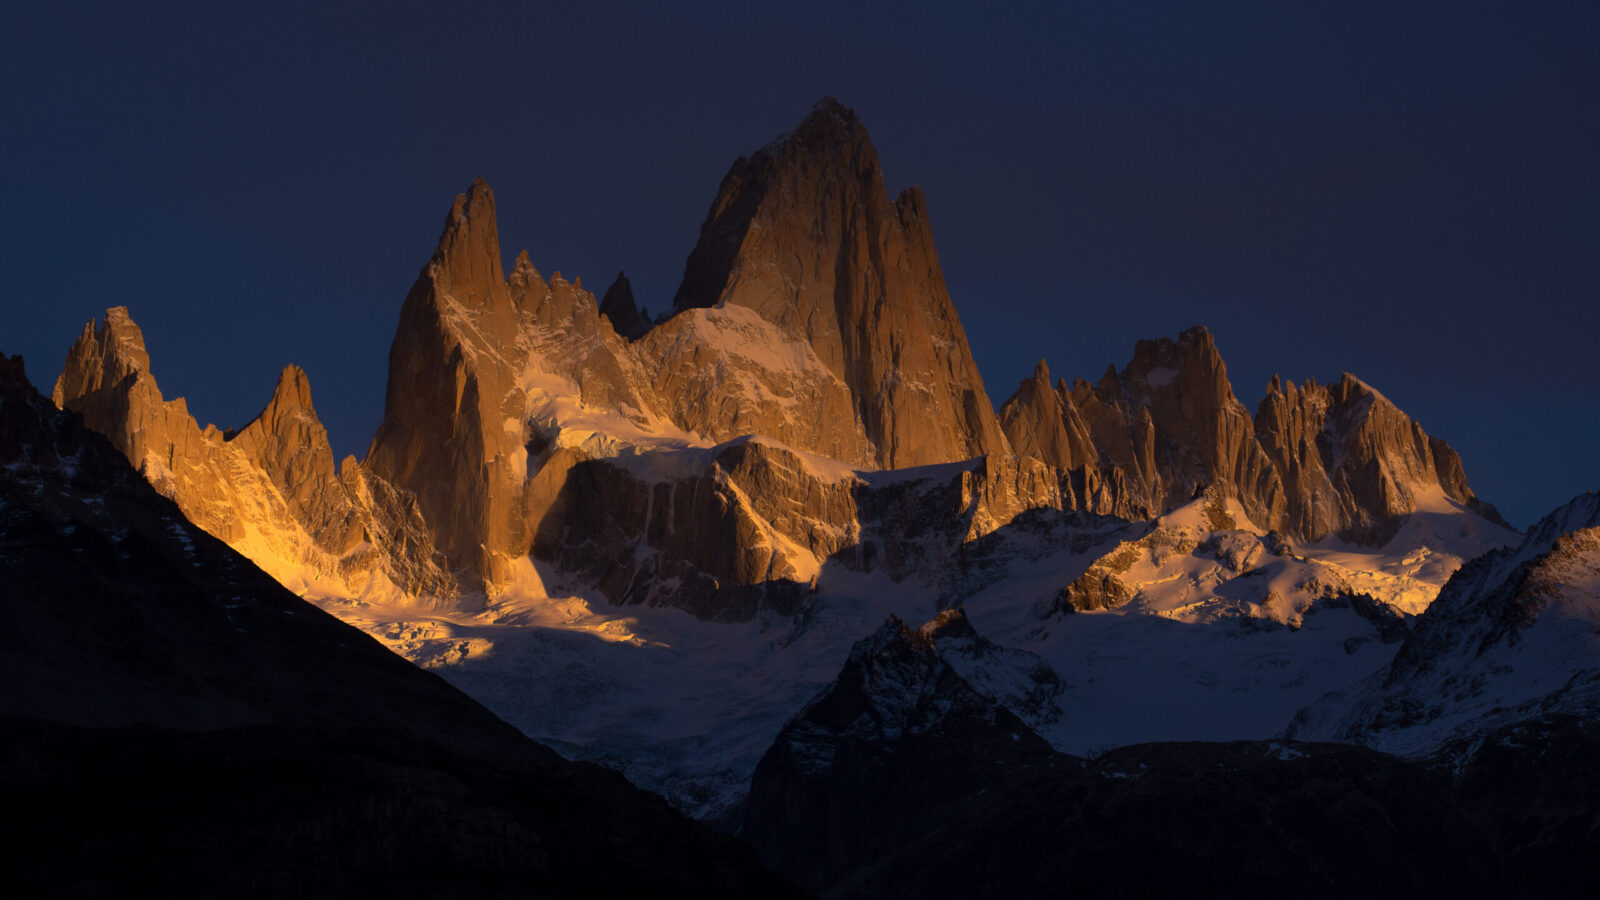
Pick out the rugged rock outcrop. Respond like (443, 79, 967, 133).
(365, 178, 533, 593)
(671, 97, 1010, 469)
(918, 608, 1066, 730)
(997, 360, 1101, 480)
(229, 364, 352, 552)
(530, 438, 860, 622)
(598, 269, 651, 339)
(524, 440, 1083, 621)
(0, 354, 799, 898)
(51, 308, 455, 606)
(1069, 327, 1283, 526)
(1001, 327, 1506, 544)
(1255, 372, 1506, 543)
(52, 307, 216, 515)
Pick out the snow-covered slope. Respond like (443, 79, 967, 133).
(1289, 491, 1600, 756)
(308, 485, 1513, 820)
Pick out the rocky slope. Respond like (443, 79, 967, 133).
(1289, 490, 1600, 755)
(0, 353, 798, 898)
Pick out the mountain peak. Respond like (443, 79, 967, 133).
(0, 353, 24, 386)
(792, 96, 862, 137)
(429, 178, 506, 308)
(918, 607, 977, 642)
(809, 95, 854, 119)
(668, 98, 1008, 468)
(270, 363, 314, 411)
(854, 614, 915, 657)
(599, 269, 648, 339)
(51, 306, 156, 411)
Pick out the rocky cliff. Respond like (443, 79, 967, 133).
(1255, 371, 1504, 542)
(364, 178, 535, 595)
(51, 308, 455, 607)
(1000, 326, 1506, 544)
(671, 97, 1010, 468)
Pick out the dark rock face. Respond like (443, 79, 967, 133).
(743, 614, 1061, 887)
(1448, 714, 1600, 896)
(0, 355, 798, 898)
(672, 97, 1011, 469)
(742, 598, 1599, 898)
(598, 269, 650, 339)
(827, 741, 1494, 900)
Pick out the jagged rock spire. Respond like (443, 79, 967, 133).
(1001, 325, 1506, 542)
(599, 270, 649, 339)
(429, 177, 508, 310)
(671, 97, 1010, 468)
(366, 178, 532, 594)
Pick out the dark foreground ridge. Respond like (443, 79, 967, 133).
(0, 354, 799, 898)
(745, 609, 1600, 899)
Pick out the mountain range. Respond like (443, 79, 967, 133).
(12, 97, 1598, 894)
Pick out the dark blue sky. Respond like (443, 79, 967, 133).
(4, 1, 1595, 527)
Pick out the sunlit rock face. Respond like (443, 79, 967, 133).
(365, 178, 533, 594)
(228, 365, 348, 551)
(671, 97, 1011, 469)
(50, 99, 1509, 632)
(325, 99, 1038, 615)
(1254, 371, 1504, 543)
(52, 308, 456, 607)
(999, 326, 1506, 544)
(1072, 326, 1285, 525)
